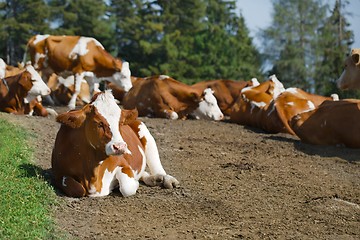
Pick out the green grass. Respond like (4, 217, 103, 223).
(0, 119, 62, 239)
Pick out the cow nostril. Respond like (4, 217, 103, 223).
(113, 142, 127, 153)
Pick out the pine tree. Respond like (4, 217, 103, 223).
(314, 0, 355, 98)
(111, 0, 261, 82)
(0, 0, 50, 64)
(48, 0, 114, 50)
(261, 0, 327, 91)
(111, 0, 164, 76)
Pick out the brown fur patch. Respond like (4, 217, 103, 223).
(56, 104, 92, 128)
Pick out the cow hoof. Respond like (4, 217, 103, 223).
(46, 108, 58, 117)
(142, 174, 179, 188)
(163, 175, 179, 189)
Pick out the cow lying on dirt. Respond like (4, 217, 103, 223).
(0, 64, 51, 115)
(51, 90, 179, 197)
(122, 75, 224, 120)
(191, 79, 257, 116)
(290, 99, 360, 148)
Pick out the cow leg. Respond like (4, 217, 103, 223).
(115, 166, 139, 197)
(138, 122, 179, 188)
(55, 175, 86, 198)
(68, 73, 85, 109)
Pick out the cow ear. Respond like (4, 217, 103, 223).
(190, 92, 202, 102)
(352, 52, 360, 66)
(56, 105, 92, 128)
(120, 108, 138, 125)
(18, 71, 32, 90)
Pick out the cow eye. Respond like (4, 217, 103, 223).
(97, 122, 104, 129)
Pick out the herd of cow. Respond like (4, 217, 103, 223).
(0, 34, 359, 198)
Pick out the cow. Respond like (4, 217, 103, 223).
(46, 73, 91, 106)
(0, 64, 51, 115)
(290, 99, 360, 148)
(25, 34, 132, 109)
(51, 90, 179, 197)
(267, 88, 339, 135)
(337, 48, 360, 90)
(0, 59, 57, 117)
(191, 78, 258, 116)
(122, 75, 224, 120)
(229, 75, 286, 133)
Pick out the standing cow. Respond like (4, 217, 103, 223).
(25, 34, 132, 109)
(52, 90, 179, 197)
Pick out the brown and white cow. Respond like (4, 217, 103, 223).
(229, 75, 286, 133)
(191, 79, 257, 116)
(290, 99, 360, 148)
(26, 34, 132, 109)
(268, 87, 339, 135)
(122, 75, 224, 120)
(52, 90, 179, 197)
(337, 48, 360, 89)
(0, 64, 51, 115)
(0, 59, 57, 117)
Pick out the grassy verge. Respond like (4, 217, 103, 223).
(0, 118, 60, 239)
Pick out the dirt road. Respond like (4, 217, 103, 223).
(1, 109, 359, 239)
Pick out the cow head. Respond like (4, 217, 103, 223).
(23, 65, 51, 102)
(191, 88, 224, 121)
(56, 90, 128, 156)
(112, 61, 132, 92)
(337, 49, 360, 89)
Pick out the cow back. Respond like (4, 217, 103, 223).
(123, 75, 201, 119)
(290, 99, 360, 147)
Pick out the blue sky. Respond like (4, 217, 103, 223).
(236, 0, 360, 49)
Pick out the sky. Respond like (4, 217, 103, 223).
(236, 0, 360, 50)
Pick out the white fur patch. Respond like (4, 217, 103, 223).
(138, 122, 166, 175)
(159, 75, 170, 80)
(91, 90, 126, 155)
(69, 37, 104, 59)
(33, 34, 49, 45)
(98, 62, 132, 91)
(269, 74, 285, 99)
(251, 78, 260, 86)
(285, 88, 298, 94)
(25, 65, 50, 97)
(34, 53, 46, 69)
(0, 58, 6, 79)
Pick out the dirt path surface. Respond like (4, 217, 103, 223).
(1, 108, 359, 239)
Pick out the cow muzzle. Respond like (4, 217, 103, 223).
(106, 141, 129, 155)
